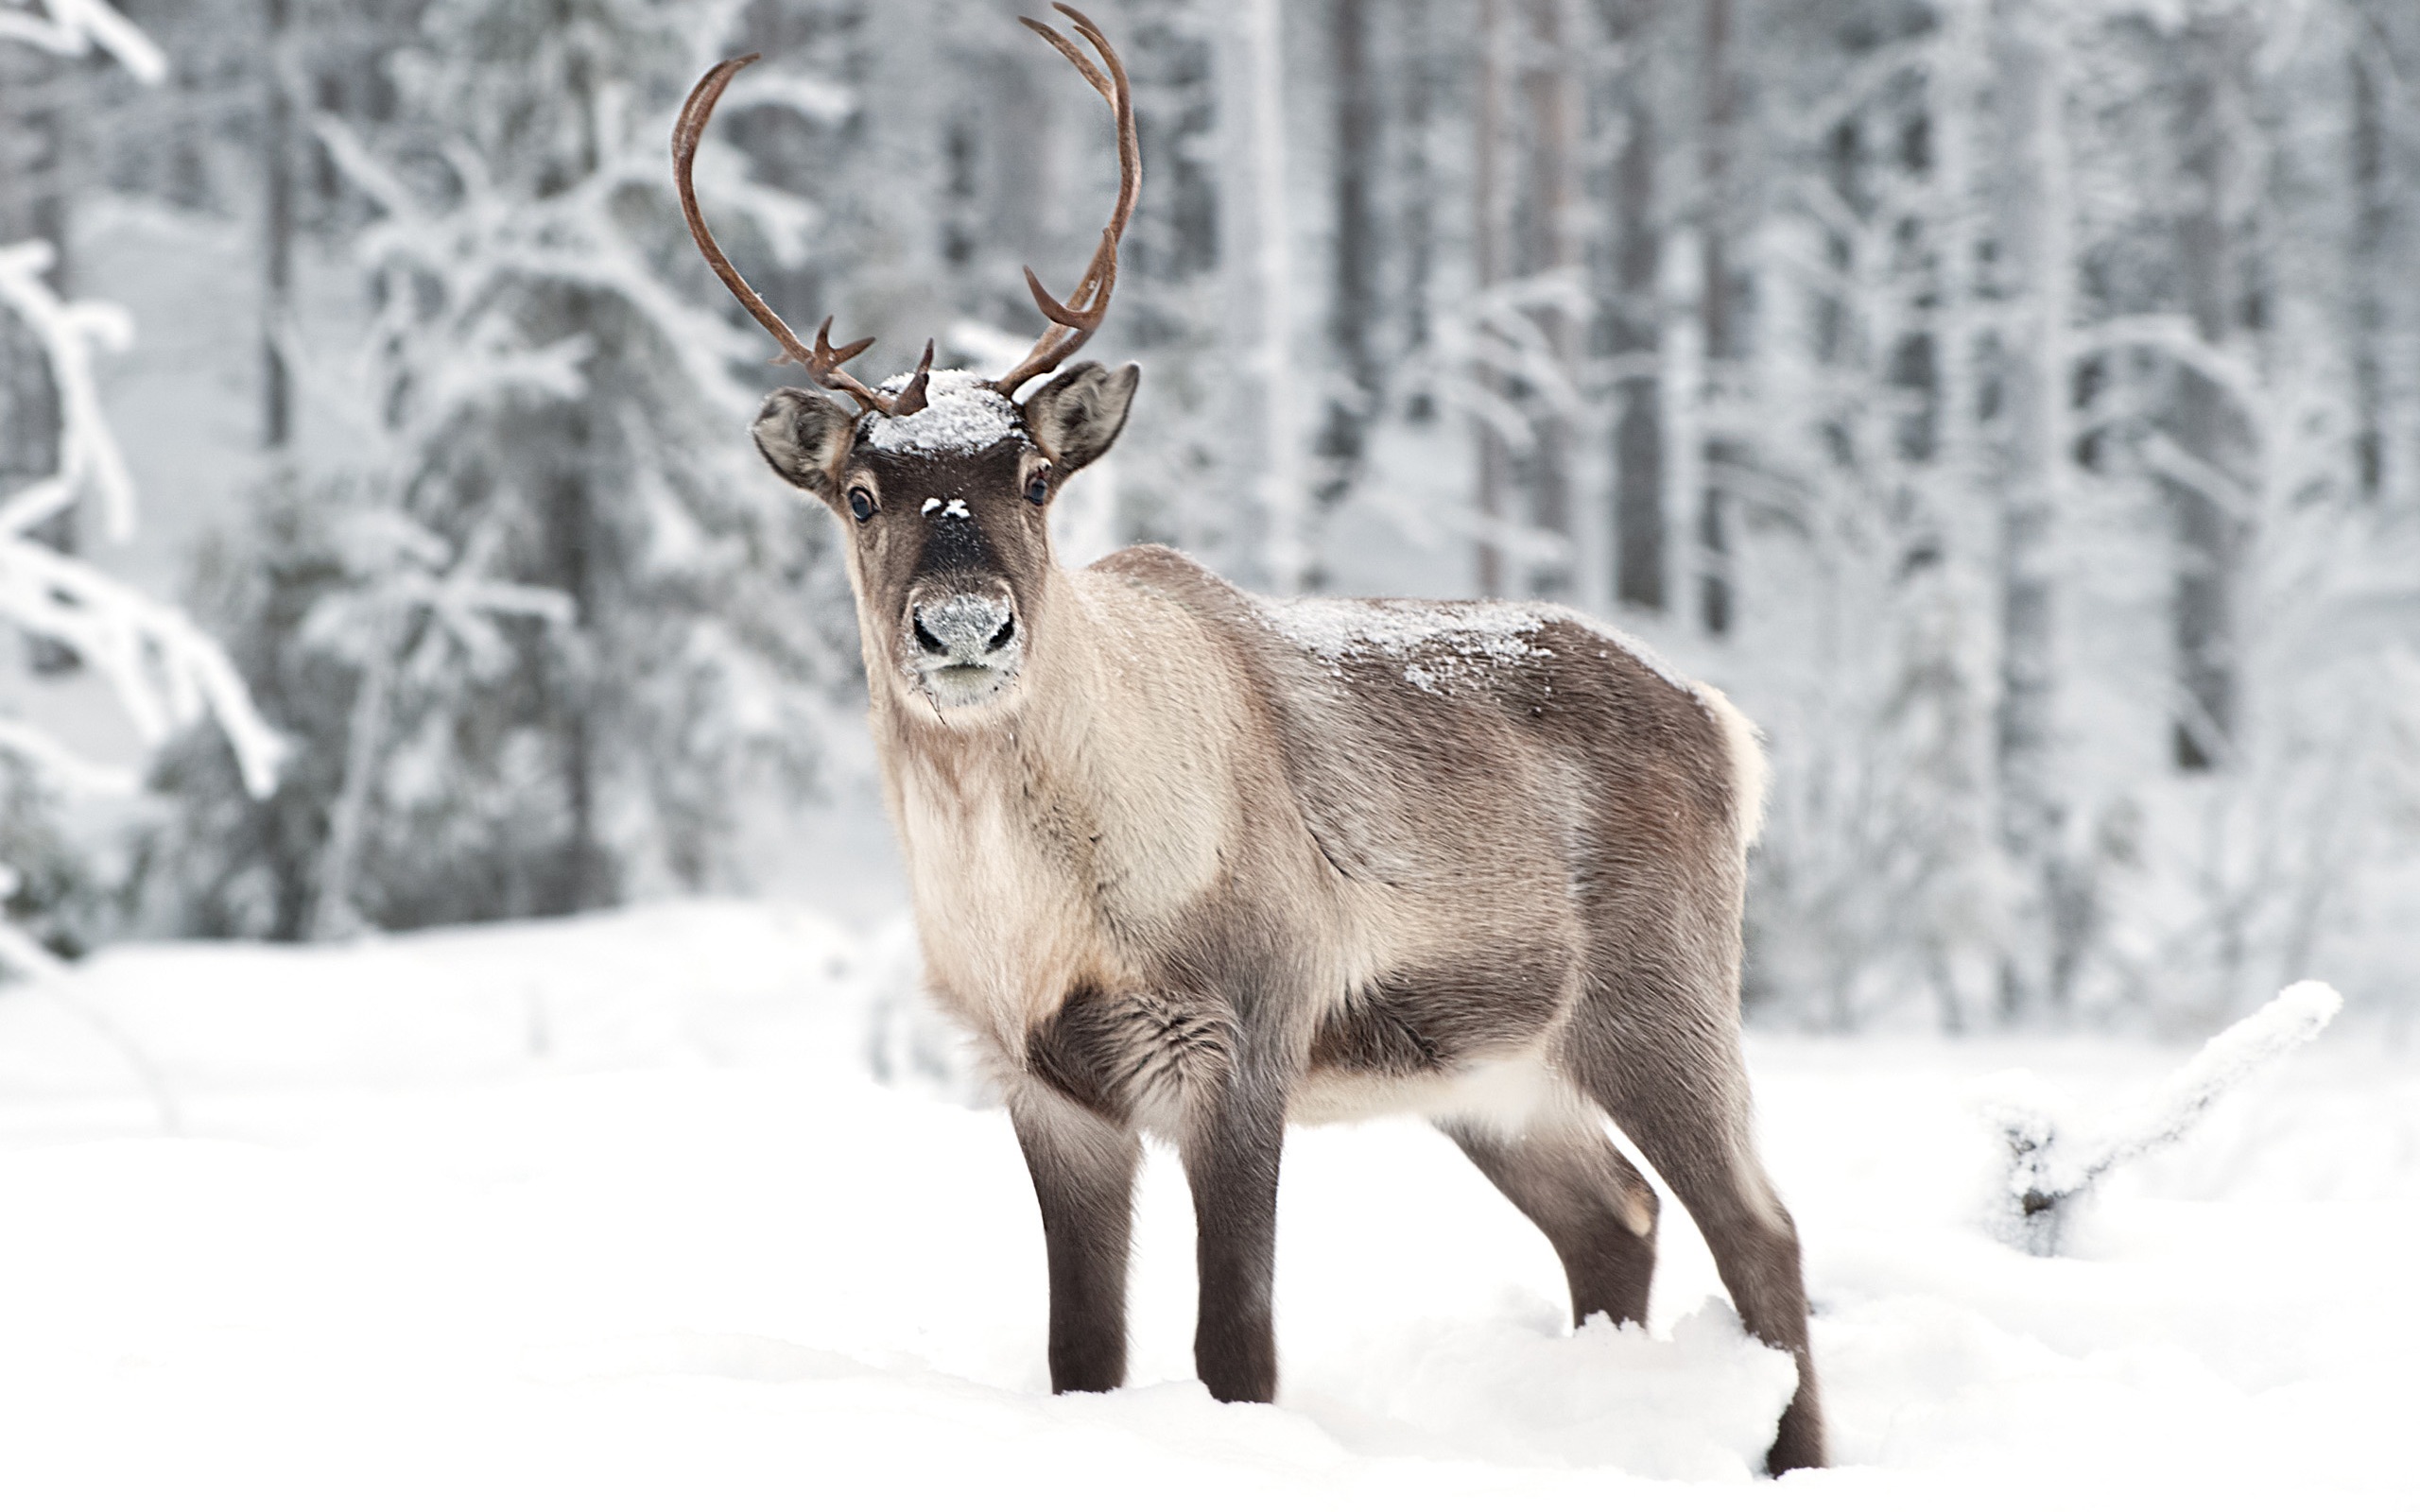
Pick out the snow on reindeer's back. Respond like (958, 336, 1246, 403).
(857, 370, 1026, 456)
(1256, 593, 1700, 699)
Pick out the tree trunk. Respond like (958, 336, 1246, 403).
(263, 0, 295, 450)
(2349, 48, 2388, 504)
(1990, 3, 2080, 1022)
(1399, 0, 1439, 421)
(1607, 0, 1664, 612)
(1696, 0, 1737, 636)
(1474, 0, 1508, 596)
(544, 424, 610, 917)
(1515, 0, 1576, 599)
(1314, 0, 1379, 561)
(2167, 22, 2247, 773)
(312, 603, 408, 940)
(1225, 0, 1306, 591)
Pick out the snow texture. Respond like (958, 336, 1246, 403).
(858, 369, 1026, 456)
(2, 904, 2411, 1509)
(1260, 596, 1551, 693)
(1257, 593, 1699, 699)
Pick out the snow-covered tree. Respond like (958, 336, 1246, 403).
(1, 10, 280, 964)
(11, 0, 2418, 1023)
(148, 0, 860, 935)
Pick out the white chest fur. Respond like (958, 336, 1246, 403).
(894, 756, 1101, 1050)
(884, 576, 1243, 1053)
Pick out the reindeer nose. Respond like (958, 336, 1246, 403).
(913, 594, 1016, 660)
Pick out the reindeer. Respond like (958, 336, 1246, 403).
(673, 7, 1824, 1474)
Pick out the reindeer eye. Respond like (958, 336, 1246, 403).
(1024, 469, 1050, 506)
(847, 486, 876, 522)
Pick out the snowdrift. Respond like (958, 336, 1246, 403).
(0, 902, 2412, 1509)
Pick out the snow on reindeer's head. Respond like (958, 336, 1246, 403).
(855, 369, 1025, 457)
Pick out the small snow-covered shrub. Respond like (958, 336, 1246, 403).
(1977, 981, 2342, 1255)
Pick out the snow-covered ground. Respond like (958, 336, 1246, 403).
(0, 902, 2411, 1509)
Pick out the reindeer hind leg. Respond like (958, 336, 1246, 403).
(1561, 954, 1827, 1474)
(1440, 1114, 1659, 1330)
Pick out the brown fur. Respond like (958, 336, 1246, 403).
(752, 365, 1826, 1474)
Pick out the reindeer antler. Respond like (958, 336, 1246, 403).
(992, 5, 1141, 398)
(676, 11, 1136, 416)
(674, 55, 927, 416)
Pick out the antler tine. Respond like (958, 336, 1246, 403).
(675, 55, 895, 414)
(993, 9, 1141, 397)
(812, 318, 875, 371)
(1047, 7, 1139, 309)
(891, 339, 937, 417)
(1018, 14, 1109, 100)
(807, 318, 893, 412)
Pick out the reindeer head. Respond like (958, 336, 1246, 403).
(673, 6, 1140, 718)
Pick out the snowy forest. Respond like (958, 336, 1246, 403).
(5, 0, 2418, 1037)
(9, 4, 2420, 1504)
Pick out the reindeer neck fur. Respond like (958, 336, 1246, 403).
(866, 556, 1241, 1050)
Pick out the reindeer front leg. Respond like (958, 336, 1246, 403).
(1180, 1039, 1288, 1403)
(1010, 1091, 1140, 1394)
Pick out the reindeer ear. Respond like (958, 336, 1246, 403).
(1023, 362, 1139, 473)
(752, 387, 856, 495)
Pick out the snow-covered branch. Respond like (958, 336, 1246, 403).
(302, 507, 576, 942)
(1979, 982, 2343, 1256)
(0, 0, 284, 820)
(2067, 315, 2269, 440)
(0, 241, 136, 541)
(313, 88, 818, 436)
(0, 242, 285, 799)
(0, 533, 285, 797)
(0, 0, 164, 81)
